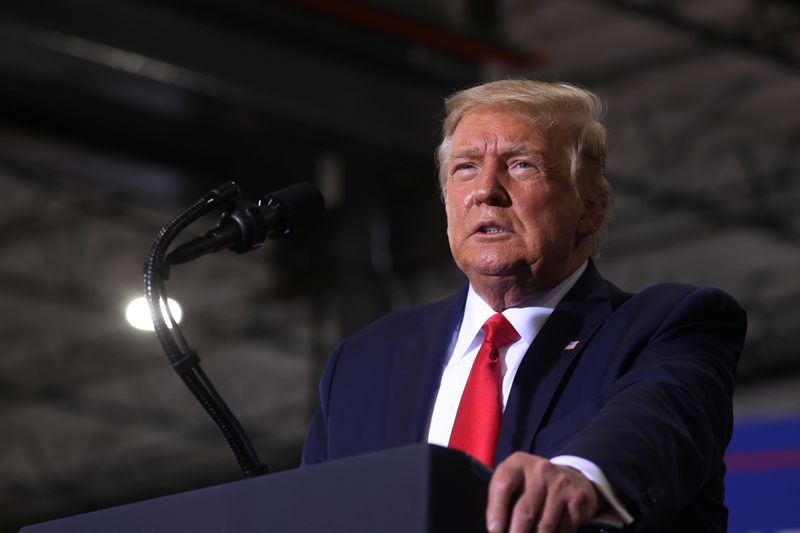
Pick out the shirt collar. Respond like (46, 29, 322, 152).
(450, 261, 588, 362)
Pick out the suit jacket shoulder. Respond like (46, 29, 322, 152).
(302, 287, 467, 464)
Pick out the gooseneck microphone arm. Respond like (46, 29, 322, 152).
(143, 181, 324, 478)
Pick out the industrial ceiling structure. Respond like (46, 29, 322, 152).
(1, 0, 798, 530)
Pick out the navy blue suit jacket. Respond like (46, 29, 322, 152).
(303, 261, 746, 531)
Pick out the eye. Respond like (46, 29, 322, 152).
(510, 160, 539, 171)
(449, 161, 479, 180)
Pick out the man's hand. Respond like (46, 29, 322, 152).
(486, 452, 605, 533)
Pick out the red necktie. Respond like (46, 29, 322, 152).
(449, 313, 520, 467)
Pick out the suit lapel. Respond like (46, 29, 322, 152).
(494, 261, 613, 464)
(384, 286, 468, 445)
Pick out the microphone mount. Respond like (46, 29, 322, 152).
(143, 180, 324, 478)
(165, 182, 324, 266)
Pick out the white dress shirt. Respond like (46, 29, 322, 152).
(426, 261, 633, 526)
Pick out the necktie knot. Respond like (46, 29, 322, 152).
(482, 313, 520, 351)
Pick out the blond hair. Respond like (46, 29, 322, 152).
(436, 80, 612, 226)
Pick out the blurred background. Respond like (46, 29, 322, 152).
(1, 0, 798, 531)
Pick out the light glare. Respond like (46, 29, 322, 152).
(125, 297, 183, 331)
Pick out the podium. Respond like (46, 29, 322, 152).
(21, 444, 492, 533)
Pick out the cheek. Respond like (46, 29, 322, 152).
(444, 194, 463, 228)
(523, 206, 581, 253)
(444, 199, 452, 226)
(444, 199, 458, 245)
(445, 183, 474, 210)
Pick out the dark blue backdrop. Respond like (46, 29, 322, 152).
(725, 416, 800, 532)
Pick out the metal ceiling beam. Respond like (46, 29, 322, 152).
(0, 0, 474, 162)
(593, 0, 800, 72)
(277, 0, 540, 67)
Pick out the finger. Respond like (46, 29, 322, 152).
(507, 480, 545, 533)
(551, 467, 597, 531)
(507, 458, 549, 533)
(537, 490, 567, 533)
(561, 468, 599, 526)
(564, 488, 596, 529)
(486, 457, 526, 533)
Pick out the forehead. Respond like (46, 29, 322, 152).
(450, 106, 550, 153)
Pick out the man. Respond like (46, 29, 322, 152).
(303, 80, 746, 532)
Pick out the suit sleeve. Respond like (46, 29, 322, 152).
(556, 287, 746, 529)
(301, 340, 346, 465)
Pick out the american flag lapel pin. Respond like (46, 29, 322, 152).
(564, 340, 580, 351)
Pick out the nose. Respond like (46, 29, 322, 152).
(472, 163, 511, 206)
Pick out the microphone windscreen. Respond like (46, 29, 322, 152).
(262, 182, 326, 233)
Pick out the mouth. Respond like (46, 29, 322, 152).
(474, 222, 511, 235)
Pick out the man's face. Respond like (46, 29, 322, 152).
(444, 106, 593, 295)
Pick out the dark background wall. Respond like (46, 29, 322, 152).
(1, 1, 798, 531)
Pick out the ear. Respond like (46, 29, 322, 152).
(576, 199, 607, 238)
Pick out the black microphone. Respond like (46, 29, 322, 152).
(165, 182, 325, 265)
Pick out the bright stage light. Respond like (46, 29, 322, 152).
(125, 297, 183, 331)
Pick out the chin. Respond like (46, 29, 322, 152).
(464, 257, 528, 278)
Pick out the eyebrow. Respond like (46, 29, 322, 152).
(449, 143, 544, 161)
